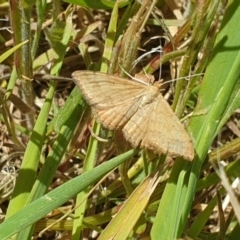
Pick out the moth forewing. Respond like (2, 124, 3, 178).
(72, 70, 194, 160)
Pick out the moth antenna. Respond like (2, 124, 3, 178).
(119, 65, 149, 86)
(132, 46, 162, 69)
(132, 35, 167, 70)
(161, 73, 204, 86)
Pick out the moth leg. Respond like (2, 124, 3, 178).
(88, 125, 111, 143)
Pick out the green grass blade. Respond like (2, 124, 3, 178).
(98, 171, 159, 240)
(0, 40, 28, 63)
(63, 0, 131, 9)
(0, 150, 135, 239)
(14, 8, 74, 239)
(151, 1, 240, 239)
(5, 81, 56, 218)
(71, 3, 119, 238)
(188, 196, 218, 238)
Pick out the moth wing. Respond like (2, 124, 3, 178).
(72, 71, 147, 129)
(123, 94, 194, 160)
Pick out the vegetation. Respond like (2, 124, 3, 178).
(0, 0, 240, 239)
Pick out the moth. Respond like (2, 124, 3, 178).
(72, 71, 194, 160)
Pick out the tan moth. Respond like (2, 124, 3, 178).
(72, 71, 194, 160)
